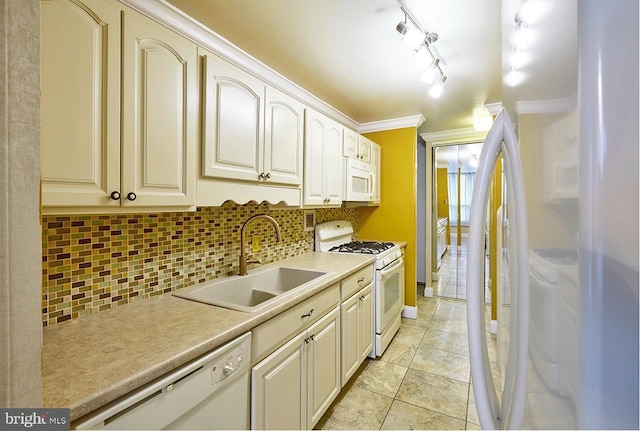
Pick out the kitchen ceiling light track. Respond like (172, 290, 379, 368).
(396, 5, 447, 98)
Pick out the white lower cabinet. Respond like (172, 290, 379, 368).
(251, 306, 341, 430)
(340, 283, 374, 386)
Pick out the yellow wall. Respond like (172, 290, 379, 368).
(358, 127, 417, 307)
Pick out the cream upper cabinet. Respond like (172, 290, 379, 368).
(342, 128, 359, 160)
(121, 9, 197, 208)
(357, 135, 372, 164)
(41, 0, 121, 208)
(201, 52, 304, 186)
(264, 87, 305, 185)
(370, 141, 381, 205)
(41, 0, 197, 213)
(304, 108, 344, 206)
(201, 52, 264, 182)
(343, 129, 371, 164)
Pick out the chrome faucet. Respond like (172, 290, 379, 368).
(239, 214, 282, 276)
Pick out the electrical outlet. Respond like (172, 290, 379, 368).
(251, 235, 261, 252)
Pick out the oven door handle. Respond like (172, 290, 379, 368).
(379, 257, 403, 276)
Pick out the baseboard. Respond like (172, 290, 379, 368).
(431, 271, 439, 281)
(490, 320, 498, 336)
(423, 286, 433, 297)
(402, 305, 418, 319)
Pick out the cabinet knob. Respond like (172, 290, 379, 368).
(259, 172, 266, 179)
(110, 191, 121, 200)
(265, 172, 271, 179)
(127, 192, 137, 201)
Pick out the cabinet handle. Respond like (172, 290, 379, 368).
(359, 295, 365, 301)
(301, 308, 314, 319)
(110, 191, 121, 200)
(357, 277, 365, 284)
(309, 334, 315, 341)
(127, 192, 137, 201)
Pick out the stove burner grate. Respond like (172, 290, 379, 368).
(329, 241, 395, 254)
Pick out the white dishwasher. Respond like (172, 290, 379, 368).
(74, 332, 251, 430)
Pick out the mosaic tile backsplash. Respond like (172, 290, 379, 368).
(42, 202, 358, 327)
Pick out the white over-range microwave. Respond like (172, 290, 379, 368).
(344, 157, 375, 202)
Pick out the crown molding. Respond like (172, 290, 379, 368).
(516, 98, 575, 114)
(420, 127, 488, 144)
(358, 115, 425, 134)
(120, 0, 360, 130)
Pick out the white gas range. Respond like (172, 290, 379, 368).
(315, 221, 404, 357)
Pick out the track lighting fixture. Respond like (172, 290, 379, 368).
(396, 5, 447, 99)
(428, 75, 447, 99)
(396, 21, 424, 50)
(420, 58, 440, 85)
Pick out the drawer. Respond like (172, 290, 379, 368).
(340, 265, 374, 301)
(251, 283, 339, 364)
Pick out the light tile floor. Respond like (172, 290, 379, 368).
(316, 295, 497, 430)
(433, 233, 491, 302)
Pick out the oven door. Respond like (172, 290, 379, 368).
(376, 257, 404, 334)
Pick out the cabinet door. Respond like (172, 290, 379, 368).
(324, 120, 344, 205)
(252, 331, 307, 430)
(202, 52, 265, 182)
(370, 142, 381, 204)
(121, 11, 197, 207)
(358, 283, 375, 362)
(303, 109, 327, 206)
(307, 306, 341, 429)
(41, 0, 121, 208)
(342, 128, 359, 159)
(340, 293, 360, 386)
(264, 87, 304, 185)
(358, 135, 372, 164)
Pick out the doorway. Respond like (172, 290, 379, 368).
(432, 143, 484, 300)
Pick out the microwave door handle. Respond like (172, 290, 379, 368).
(369, 171, 375, 197)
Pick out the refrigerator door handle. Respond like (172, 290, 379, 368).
(467, 108, 530, 430)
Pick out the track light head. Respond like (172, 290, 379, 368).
(428, 75, 447, 98)
(396, 20, 425, 50)
(426, 32, 439, 45)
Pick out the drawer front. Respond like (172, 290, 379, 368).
(340, 265, 374, 301)
(251, 283, 339, 364)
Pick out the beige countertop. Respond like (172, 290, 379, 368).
(42, 252, 375, 421)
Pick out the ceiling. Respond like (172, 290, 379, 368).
(435, 143, 483, 172)
(164, 0, 502, 134)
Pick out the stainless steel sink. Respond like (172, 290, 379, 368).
(172, 267, 330, 312)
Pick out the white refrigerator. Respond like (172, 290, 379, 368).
(467, 0, 639, 429)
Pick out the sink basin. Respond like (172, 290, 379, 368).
(172, 267, 330, 312)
